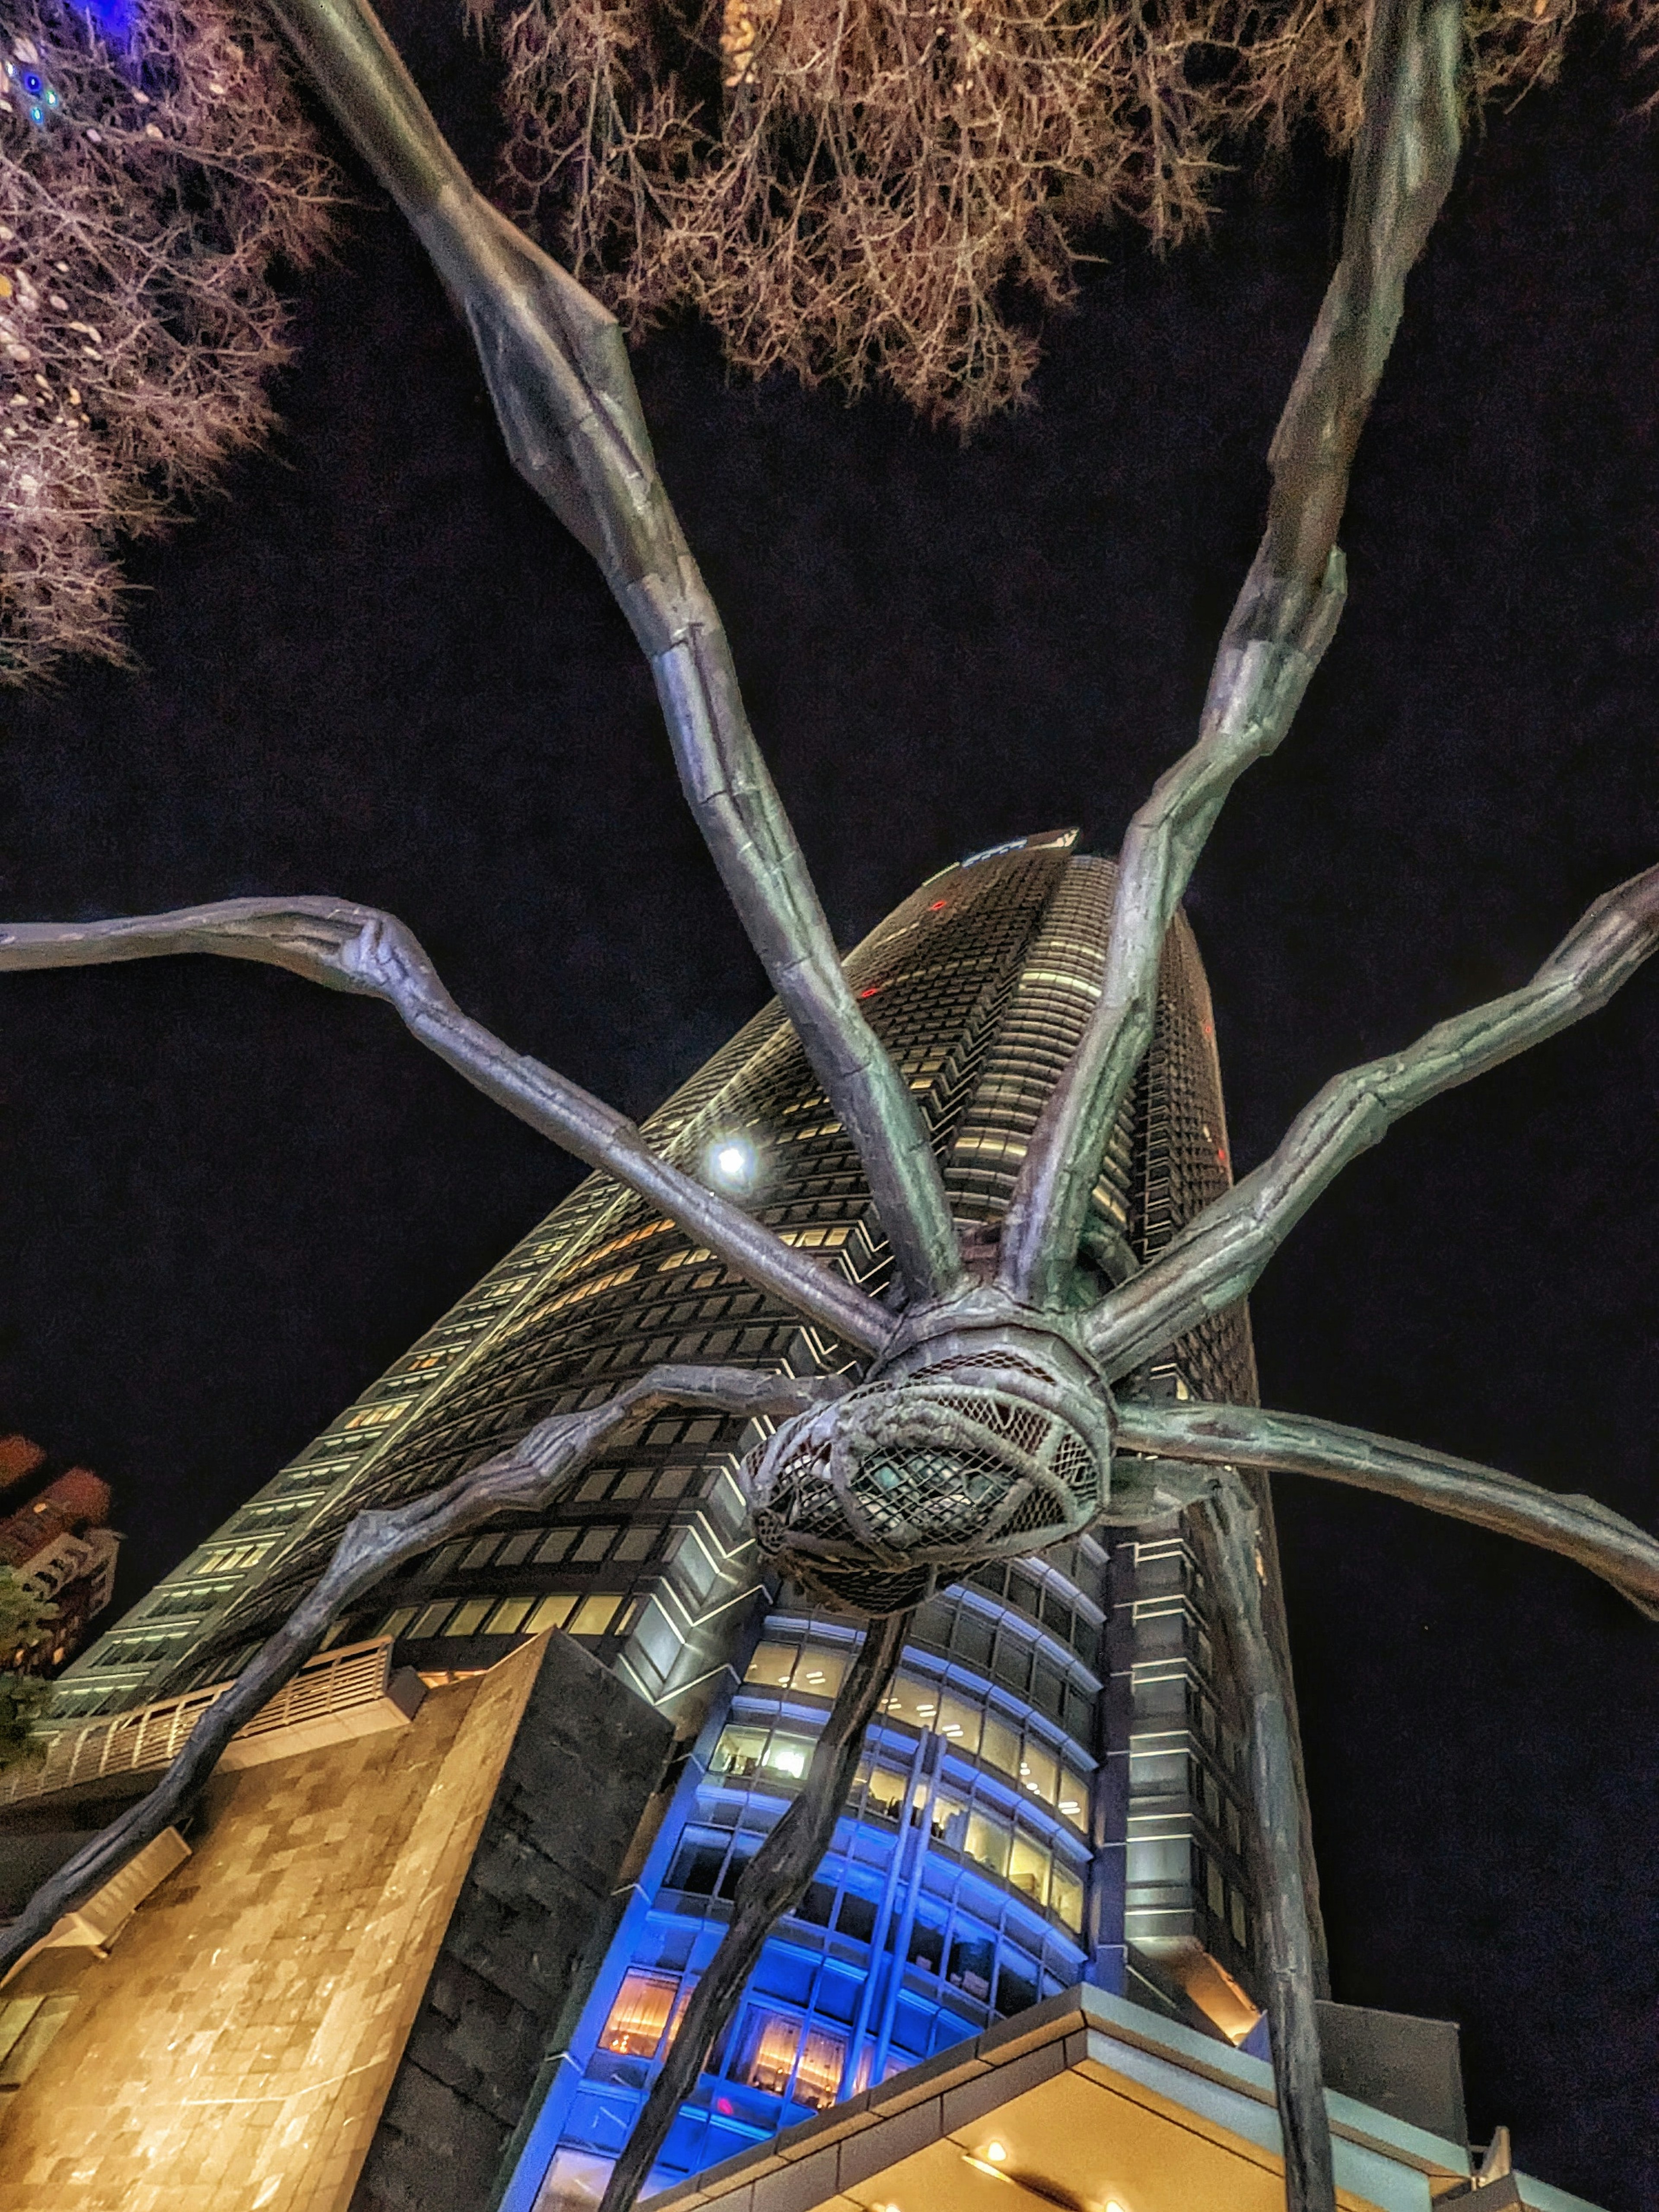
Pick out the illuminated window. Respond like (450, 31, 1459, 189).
(931, 1794, 969, 1850)
(526, 1593, 577, 1633)
(1058, 1762, 1092, 1831)
(794, 1648, 847, 1698)
(486, 1595, 534, 1634)
(713, 1726, 766, 1779)
(573, 1526, 617, 1564)
(763, 1734, 812, 1783)
(409, 1601, 451, 1638)
(570, 1594, 623, 1637)
(936, 1692, 982, 1754)
(979, 1712, 1020, 1778)
(964, 1811, 1011, 1879)
(600, 1971, 678, 2059)
(1018, 1738, 1059, 1806)
(444, 1598, 493, 1637)
(737, 2010, 801, 2096)
(1050, 1862, 1085, 1933)
(792, 2025, 847, 2110)
(745, 1641, 798, 1688)
(1008, 1833, 1050, 1905)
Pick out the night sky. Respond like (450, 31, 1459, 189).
(2, 5, 1656, 2201)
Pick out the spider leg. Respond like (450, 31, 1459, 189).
(597, 1609, 912, 2212)
(1117, 1400, 1659, 1619)
(0, 1363, 842, 1988)
(1190, 1474, 1337, 2212)
(997, 0, 1462, 1310)
(254, 0, 965, 1307)
(1086, 861, 1659, 1378)
(0, 898, 888, 1353)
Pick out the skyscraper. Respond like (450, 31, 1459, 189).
(0, 832, 1295, 2210)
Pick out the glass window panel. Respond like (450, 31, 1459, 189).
(995, 1950, 1039, 2017)
(737, 2010, 801, 2097)
(668, 1830, 728, 1894)
(835, 1890, 877, 1943)
(906, 1910, 945, 1974)
(613, 1468, 651, 1501)
(376, 1605, 419, 1638)
(655, 1465, 695, 1498)
(575, 1471, 611, 1503)
(963, 1811, 1011, 1878)
(946, 1933, 995, 2002)
(1057, 1764, 1091, 1832)
(929, 1795, 969, 1851)
(613, 1528, 657, 1564)
(880, 1674, 934, 1729)
(935, 1693, 981, 1756)
(570, 1594, 622, 1636)
(526, 1592, 577, 1633)
(744, 1642, 799, 1690)
(952, 1611, 995, 1670)
(486, 1596, 534, 1634)
(573, 1526, 616, 1564)
(445, 1597, 493, 1637)
(793, 2026, 846, 2111)
(534, 1529, 575, 1564)
(1008, 1833, 1050, 1906)
(1018, 1739, 1059, 1807)
(1050, 1863, 1085, 1932)
(979, 1713, 1020, 1778)
(863, 1767, 906, 1825)
(496, 1532, 539, 1567)
(793, 1648, 847, 1698)
(463, 1537, 501, 1569)
(600, 1970, 677, 2058)
(762, 1734, 814, 1783)
(713, 1727, 767, 1780)
(409, 1601, 452, 1638)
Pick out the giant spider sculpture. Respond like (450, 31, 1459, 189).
(1, 0, 1656, 2206)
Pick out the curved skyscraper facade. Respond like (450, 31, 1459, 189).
(26, 830, 1292, 2212)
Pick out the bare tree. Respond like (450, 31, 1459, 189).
(476, 0, 1656, 424)
(0, 0, 333, 683)
(1, 2, 1656, 2210)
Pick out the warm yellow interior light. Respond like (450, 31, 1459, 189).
(982, 2141, 1009, 2164)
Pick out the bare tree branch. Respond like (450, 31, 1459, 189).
(1087, 861, 1659, 1377)
(598, 1608, 911, 2212)
(0, 1362, 843, 1986)
(1119, 1400, 1659, 1619)
(997, 0, 1462, 1310)
(257, 0, 967, 1308)
(0, 897, 889, 1353)
(1190, 1475, 1335, 2212)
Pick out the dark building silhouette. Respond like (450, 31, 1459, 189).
(0, 1446, 119, 1678)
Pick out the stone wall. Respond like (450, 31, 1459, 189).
(0, 1640, 547, 2212)
(350, 1632, 676, 2212)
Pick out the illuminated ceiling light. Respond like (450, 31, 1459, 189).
(982, 2141, 1009, 2164)
(961, 2149, 1014, 2183)
(707, 1136, 756, 1191)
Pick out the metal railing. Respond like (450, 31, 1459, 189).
(0, 1638, 400, 1812)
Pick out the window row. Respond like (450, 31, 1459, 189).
(734, 1654, 1092, 1829)
(376, 1589, 633, 1642)
(699, 1741, 1086, 1932)
(956, 1560, 1103, 1669)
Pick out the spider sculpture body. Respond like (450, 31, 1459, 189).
(0, 0, 1656, 2207)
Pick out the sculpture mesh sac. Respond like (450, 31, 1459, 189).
(744, 1352, 1108, 1614)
